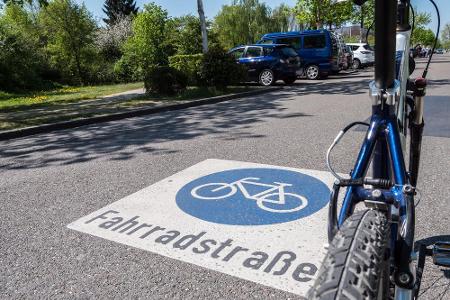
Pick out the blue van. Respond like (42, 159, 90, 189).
(259, 30, 339, 80)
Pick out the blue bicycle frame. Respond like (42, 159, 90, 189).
(328, 26, 419, 298)
(321, 1, 442, 299)
(338, 29, 412, 226)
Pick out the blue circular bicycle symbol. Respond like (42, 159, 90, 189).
(176, 168, 330, 225)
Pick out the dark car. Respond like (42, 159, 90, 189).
(228, 44, 302, 86)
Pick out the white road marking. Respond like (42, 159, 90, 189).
(68, 159, 336, 296)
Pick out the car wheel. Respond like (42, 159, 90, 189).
(352, 58, 361, 69)
(283, 77, 296, 85)
(259, 69, 275, 86)
(305, 65, 320, 80)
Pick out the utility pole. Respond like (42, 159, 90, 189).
(197, 0, 208, 53)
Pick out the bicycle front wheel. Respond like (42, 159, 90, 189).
(308, 209, 392, 300)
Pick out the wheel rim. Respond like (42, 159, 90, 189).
(307, 66, 319, 79)
(353, 60, 360, 69)
(260, 70, 273, 85)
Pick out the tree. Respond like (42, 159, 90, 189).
(0, 3, 45, 91)
(410, 11, 433, 47)
(441, 23, 450, 49)
(164, 15, 203, 56)
(102, 0, 138, 26)
(271, 4, 292, 32)
(351, 0, 374, 42)
(214, 0, 274, 49)
(197, 0, 208, 53)
(117, 3, 168, 80)
(95, 14, 133, 61)
(1, 0, 47, 7)
(295, 0, 352, 30)
(39, 0, 98, 84)
(412, 28, 436, 47)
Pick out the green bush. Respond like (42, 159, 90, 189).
(114, 56, 139, 82)
(144, 66, 188, 95)
(198, 47, 247, 90)
(0, 4, 48, 91)
(169, 54, 203, 85)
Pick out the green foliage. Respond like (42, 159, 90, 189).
(412, 27, 436, 47)
(198, 47, 247, 90)
(1, 0, 48, 7)
(350, 0, 374, 29)
(411, 11, 433, 47)
(164, 15, 209, 56)
(214, 0, 280, 49)
(113, 55, 136, 82)
(271, 4, 292, 32)
(102, 0, 138, 26)
(169, 54, 203, 85)
(39, 0, 98, 85)
(295, 0, 353, 30)
(442, 23, 450, 49)
(0, 4, 48, 91)
(119, 3, 168, 80)
(414, 12, 432, 28)
(144, 66, 188, 95)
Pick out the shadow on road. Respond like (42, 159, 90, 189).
(287, 77, 371, 96)
(0, 72, 373, 170)
(0, 90, 308, 170)
(415, 235, 450, 299)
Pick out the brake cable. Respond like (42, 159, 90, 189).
(422, 0, 440, 79)
(326, 121, 369, 182)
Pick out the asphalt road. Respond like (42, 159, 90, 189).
(1, 55, 449, 299)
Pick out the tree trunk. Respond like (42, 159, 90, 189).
(360, 5, 364, 43)
(197, 0, 208, 53)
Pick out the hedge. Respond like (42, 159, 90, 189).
(169, 54, 203, 85)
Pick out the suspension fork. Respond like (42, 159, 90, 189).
(409, 78, 427, 187)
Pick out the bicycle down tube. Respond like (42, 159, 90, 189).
(337, 0, 417, 297)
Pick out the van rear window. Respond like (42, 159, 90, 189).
(303, 35, 326, 49)
(276, 37, 301, 50)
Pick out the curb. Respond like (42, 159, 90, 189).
(0, 87, 282, 141)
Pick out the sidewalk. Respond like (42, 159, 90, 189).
(0, 88, 151, 131)
(0, 86, 280, 140)
(1, 87, 265, 132)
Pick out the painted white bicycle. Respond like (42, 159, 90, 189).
(191, 177, 308, 213)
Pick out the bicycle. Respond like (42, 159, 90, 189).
(308, 1, 449, 299)
(191, 177, 308, 213)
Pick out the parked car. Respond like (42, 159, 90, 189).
(434, 48, 444, 54)
(347, 43, 375, 69)
(258, 30, 339, 80)
(228, 44, 302, 86)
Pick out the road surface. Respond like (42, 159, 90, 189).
(1, 56, 449, 299)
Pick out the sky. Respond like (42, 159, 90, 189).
(77, 0, 449, 32)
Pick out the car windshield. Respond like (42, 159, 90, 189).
(279, 47, 298, 57)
